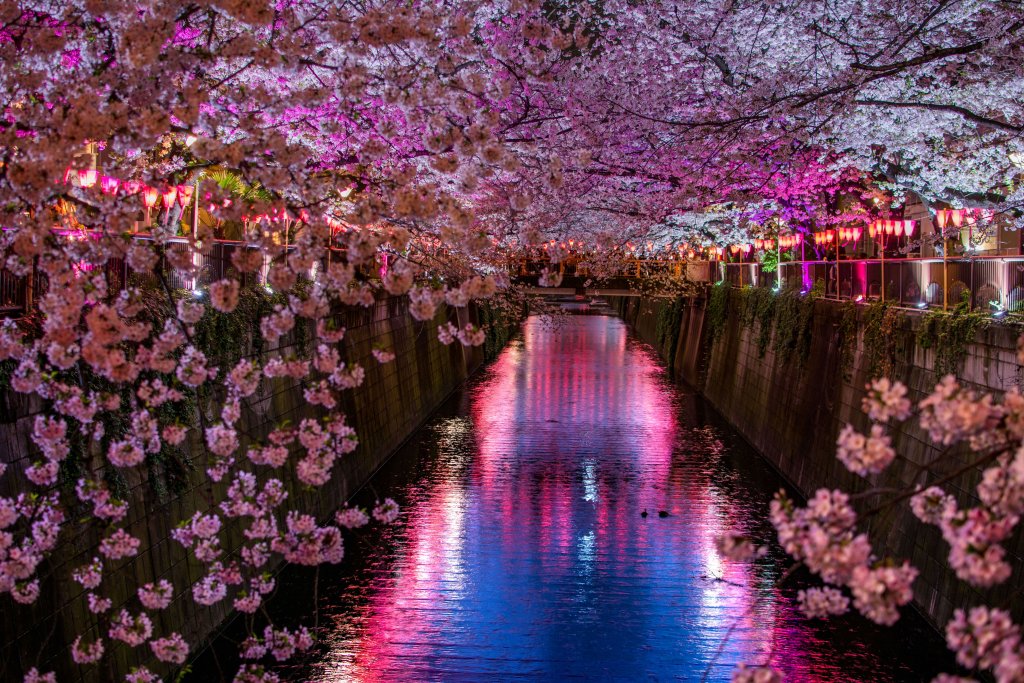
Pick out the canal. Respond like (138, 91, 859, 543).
(197, 307, 953, 681)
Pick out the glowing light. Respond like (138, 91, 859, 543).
(77, 169, 97, 188)
(176, 184, 194, 208)
(100, 176, 120, 195)
(161, 186, 178, 208)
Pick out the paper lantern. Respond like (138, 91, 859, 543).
(852, 227, 863, 241)
(754, 238, 763, 250)
(176, 185, 194, 207)
(894, 221, 904, 237)
(764, 239, 774, 250)
(100, 176, 120, 195)
(884, 220, 895, 235)
(77, 169, 97, 188)
(903, 220, 915, 237)
(161, 187, 178, 208)
(951, 209, 964, 228)
(143, 187, 159, 208)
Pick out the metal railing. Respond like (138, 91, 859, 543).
(721, 256, 1024, 312)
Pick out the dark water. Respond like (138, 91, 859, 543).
(199, 310, 954, 682)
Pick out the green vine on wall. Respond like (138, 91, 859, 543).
(861, 301, 906, 379)
(478, 298, 522, 362)
(705, 283, 819, 365)
(656, 298, 685, 369)
(706, 282, 731, 342)
(741, 287, 777, 357)
(770, 287, 817, 363)
(916, 302, 989, 378)
(837, 302, 858, 381)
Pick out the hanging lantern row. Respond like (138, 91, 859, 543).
(812, 231, 833, 246)
(752, 238, 776, 250)
(779, 234, 803, 249)
(868, 219, 917, 239)
(838, 227, 864, 242)
(62, 166, 315, 231)
(934, 208, 993, 229)
(64, 167, 198, 210)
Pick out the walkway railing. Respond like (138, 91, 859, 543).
(722, 256, 1024, 312)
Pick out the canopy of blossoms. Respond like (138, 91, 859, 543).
(1, 1, 1023, 682)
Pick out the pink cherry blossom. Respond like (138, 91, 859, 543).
(150, 632, 189, 664)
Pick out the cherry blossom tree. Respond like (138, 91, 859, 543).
(1, 0, 1024, 680)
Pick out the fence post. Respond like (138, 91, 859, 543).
(943, 245, 948, 311)
(25, 257, 36, 313)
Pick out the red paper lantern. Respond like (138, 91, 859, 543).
(176, 184, 194, 208)
(100, 176, 120, 195)
(77, 169, 97, 188)
(161, 187, 178, 208)
(142, 187, 159, 209)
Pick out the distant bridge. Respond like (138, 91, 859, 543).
(513, 275, 643, 298)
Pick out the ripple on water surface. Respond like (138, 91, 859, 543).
(255, 313, 952, 682)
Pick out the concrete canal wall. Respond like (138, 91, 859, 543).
(610, 291, 1024, 630)
(0, 295, 512, 681)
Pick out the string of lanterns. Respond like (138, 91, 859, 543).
(867, 219, 917, 239)
(62, 166, 320, 234)
(934, 208, 993, 230)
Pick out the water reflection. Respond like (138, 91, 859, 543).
(307, 313, 948, 682)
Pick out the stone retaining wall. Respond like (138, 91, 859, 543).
(610, 293, 1024, 630)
